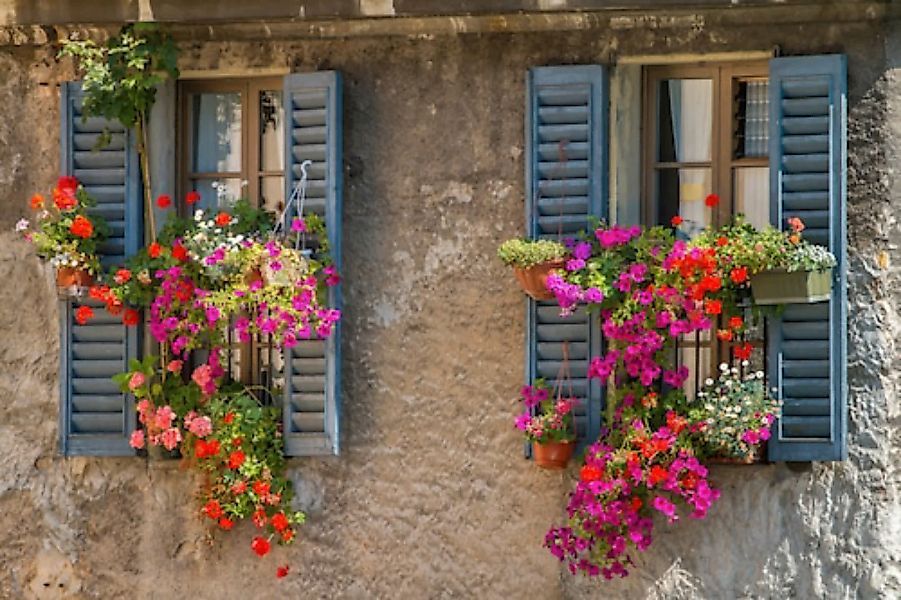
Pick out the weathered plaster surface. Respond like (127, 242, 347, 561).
(0, 10, 898, 599)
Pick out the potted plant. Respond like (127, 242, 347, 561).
(689, 362, 780, 464)
(497, 238, 566, 300)
(16, 176, 109, 294)
(515, 381, 576, 469)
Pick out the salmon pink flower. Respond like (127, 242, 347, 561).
(30, 194, 44, 209)
(129, 430, 145, 449)
(128, 371, 145, 391)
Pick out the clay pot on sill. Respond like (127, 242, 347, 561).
(533, 439, 575, 470)
(706, 442, 766, 465)
(56, 267, 94, 295)
(512, 259, 565, 301)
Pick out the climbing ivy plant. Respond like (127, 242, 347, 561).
(59, 23, 179, 240)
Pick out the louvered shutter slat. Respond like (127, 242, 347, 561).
(766, 55, 847, 462)
(59, 82, 141, 457)
(282, 72, 343, 457)
(525, 65, 607, 457)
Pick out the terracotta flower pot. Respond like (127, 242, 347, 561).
(245, 268, 264, 286)
(707, 442, 766, 465)
(56, 267, 93, 289)
(512, 259, 565, 301)
(533, 440, 574, 470)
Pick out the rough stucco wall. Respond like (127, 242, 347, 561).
(0, 11, 898, 599)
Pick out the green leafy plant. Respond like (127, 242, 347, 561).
(59, 23, 180, 240)
(497, 238, 566, 268)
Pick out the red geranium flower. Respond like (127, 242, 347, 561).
(705, 193, 720, 207)
(203, 500, 223, 520)
(114, 269, 132, 284)
(185, 190, 201, 205)
(57, 176, 78, 196)
(227, 450, 245, 470)
(281, 529, 295, 543)
(219, 517, 234, 531)
(648, 465, 669, 486)
(30, 194, 44, 210)
(271, 512, 289, 532)
(630, 496, 643, 512)
(74, 305, 94, 325)
(253, 508, 268, 528)
(123, 309, 140, 326)
(251, 536, 271, 557)
(734, 342, 754, 360)
(232, 480, 248, 495)
(223, 412, 235, 424)
(670, 215, 683, 227)
(704, 299, 722, 315)
(171, 243, 188, 262)
(253, 481, 270, 497)
(715, 236, 728, 247)
(148, 242, 162, 259)
(579, 464, 603, 482)
(730, 267, 748, 284)
(215, 212, 231, 226)
(70, 215, 94, 239)
(729, 316, 744, 330)
(716, 329, 733, 342)
(276, 565, 290, 579)
(156, 194, 172, 209)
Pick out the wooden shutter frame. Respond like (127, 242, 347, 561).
(524, 65, 608, 457)
(766, 54, 848, 462)
(282, 71, 343, 457)
(59, 81, 142, 457)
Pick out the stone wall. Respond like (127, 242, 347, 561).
(0, 7, 898, 598)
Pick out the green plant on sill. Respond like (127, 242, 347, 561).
(497, 238, 566, 269)
(59, 23, 180, 241)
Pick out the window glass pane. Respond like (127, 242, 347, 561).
(656, 168, 712, 237)
(735, 80, 769, 158)
(191, 93, 242, 173)
(734, 167, 770, 230)
(680, 345, 712, 400)
(190, 179, 244, 211)
(658, 79, 713, 163)
(260, 90, 284, 172)
(260, 176, 284, 213)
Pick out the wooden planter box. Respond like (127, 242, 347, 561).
(750, 268, 833, 306)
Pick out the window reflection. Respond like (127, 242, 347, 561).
(191, 93, 242, 173)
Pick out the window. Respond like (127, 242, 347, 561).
(177, 78, 288, 390)
(178, 78, 286, 213)
(642, 62, 769, 397)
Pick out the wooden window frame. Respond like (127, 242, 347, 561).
(641, 61, 768, 227)
(641, 61, 769, 388)
(176, 76, 284, 388)
(177, 76, 283, 214)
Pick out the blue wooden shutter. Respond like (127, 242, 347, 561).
(525, 65, 608, 455)
(282, 71, 343, 456)
(766, 55, 847, 462)
(59, 82, 142, 456)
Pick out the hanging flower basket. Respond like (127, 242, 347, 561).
(533, 440, 574, 470)
(513, 259, 565, 301)
(56, 267, 94, 291)
(750, 268, 833, 305)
